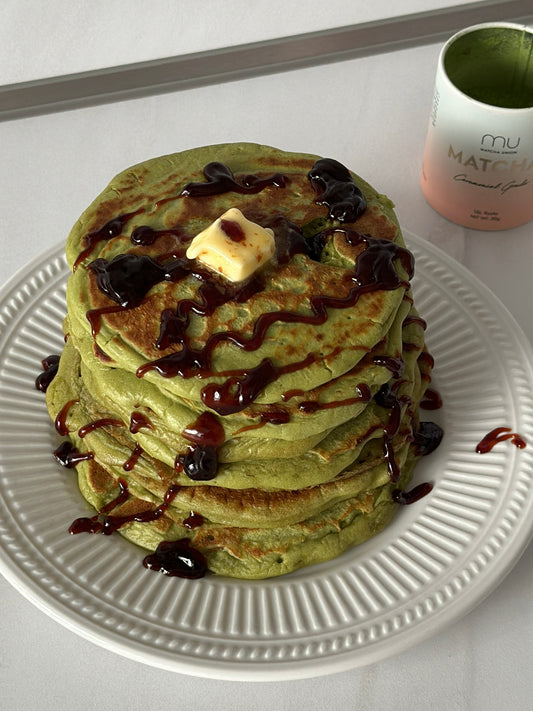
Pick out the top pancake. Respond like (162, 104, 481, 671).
(65, 143, 410, 409)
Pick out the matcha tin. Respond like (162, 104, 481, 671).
(421, 22, 533, 230)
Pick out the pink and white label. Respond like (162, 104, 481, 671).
(421, 23, 533, 231)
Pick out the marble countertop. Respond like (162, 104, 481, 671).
(1, 3, 532, 709)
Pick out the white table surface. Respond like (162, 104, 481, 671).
(1, 5, 533, 710)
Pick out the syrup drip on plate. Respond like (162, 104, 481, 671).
(142, 539, 207, 579)
(476, 427, 526, 453)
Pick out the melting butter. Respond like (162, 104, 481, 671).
(186, 207, 275, 282)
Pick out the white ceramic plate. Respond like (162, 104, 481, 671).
(0, 232, 532, 680)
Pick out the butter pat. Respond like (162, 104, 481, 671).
(186, 208, 275, 282)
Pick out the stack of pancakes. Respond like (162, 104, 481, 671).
(45, 143, 436, 579)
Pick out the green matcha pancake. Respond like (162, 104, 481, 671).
(39, 142, 442, 580)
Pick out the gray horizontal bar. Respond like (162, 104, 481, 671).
(1, 0, 532, 122)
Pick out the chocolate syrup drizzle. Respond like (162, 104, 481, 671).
(308, 158, 367, 222)
(176, 411, 226, 480)
(420, 388, 443, 411)
(68, 477, 207, 579)
(81, 160, 412, 419)
(53, 441, 93, 468)
(392, 483, 433, 505)
(69, 480, 181, 536)
(51, 416, 208, 576)
(78, 417, 123, 439)
(35, 355, 61, 392)
(89, 254, 191, 309)
(133, 228, 414, 416)
(297, 383, 372, 415)
(130, 225, 186, 247)
(180, 161, 288, 197)
(54, 399, 78, 436)
(123, 443, 143, 471)
(233, 409, 290, 434)
(183, 511, 205, 529)
(74, 209, 144, 269)
(129, 411, 154, 433)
